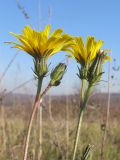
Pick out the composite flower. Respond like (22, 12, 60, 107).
(8, 25, 72, 59)
(63, 36, 104, 65)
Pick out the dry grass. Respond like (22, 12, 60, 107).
(0, 93, 120, 160)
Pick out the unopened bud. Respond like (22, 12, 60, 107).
(88, 51, 109, 84)
(50, 63, 67, 86)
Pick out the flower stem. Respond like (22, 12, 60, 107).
(72, 108, 84, 160)
(23, 77, 43, 160)
(72, 82, 92, 160)
(81, 80, 85, 101)
(38, 103, 43, 160)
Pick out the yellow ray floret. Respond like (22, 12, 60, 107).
(63, 36, 104, 65)
(8, 25, 72, 59)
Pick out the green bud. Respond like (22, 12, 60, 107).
(50, 63, 67, 86)
(34, 58, 48, 78)
(88, 51, 106, 84)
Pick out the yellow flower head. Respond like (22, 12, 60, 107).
(8, 25, 72, 59)
(64, 36, 104, 65)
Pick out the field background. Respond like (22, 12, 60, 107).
(0, 92, 120, 160)
(0, 0, 120, 159)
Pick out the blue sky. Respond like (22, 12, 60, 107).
(0, 0, 120, 95)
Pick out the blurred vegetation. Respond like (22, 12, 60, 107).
(0, 93, 120, 160)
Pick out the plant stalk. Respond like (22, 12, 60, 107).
(66, 95, 69, 160)
(72, 82, 92, 160)
(38, 104, 43, 160)
(100, 61, 111, 160)
(23, 77, 43, 160)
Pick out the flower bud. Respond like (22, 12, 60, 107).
(88, 50, 110, 84)
(50, 63, 67, 86)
